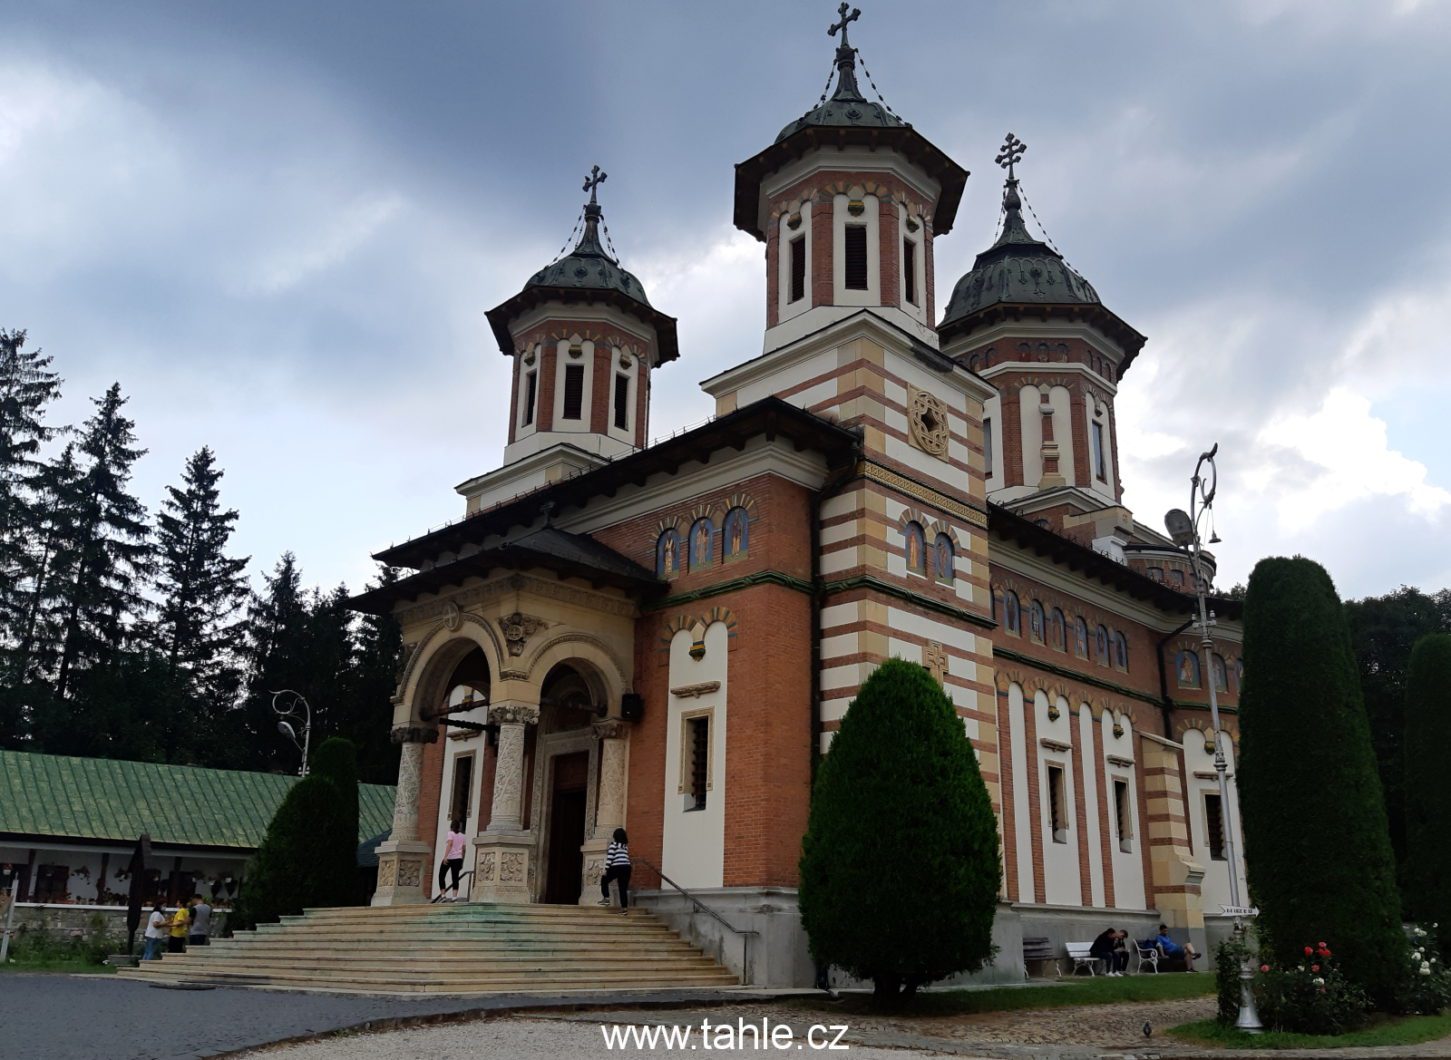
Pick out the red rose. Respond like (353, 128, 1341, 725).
(1260, 964, 1270, 973)
(1304, 946, 1314, 956)
(1311, 964, 1321, 973)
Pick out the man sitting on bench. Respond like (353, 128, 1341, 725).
(1090, 927, 1130, 975)
(1154, 923, 1200, 971)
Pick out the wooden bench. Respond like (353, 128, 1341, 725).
(1066, 941, 1102, 976)
(1022, 936, 1060, 979)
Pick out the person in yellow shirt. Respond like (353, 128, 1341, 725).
(168, 904, 189, 954)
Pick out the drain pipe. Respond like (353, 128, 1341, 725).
(1156, 618, 1194, 737)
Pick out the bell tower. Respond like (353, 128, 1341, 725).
(938, 135, 1147, 555)
(470, 168, 679, 513)
(732, 3, 967, 355)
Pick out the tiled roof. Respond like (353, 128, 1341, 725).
(0, 750, 395, 850)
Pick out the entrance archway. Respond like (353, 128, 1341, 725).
(532, 662, 606, 904)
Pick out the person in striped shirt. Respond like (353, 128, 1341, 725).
(598, 827, 631, 913)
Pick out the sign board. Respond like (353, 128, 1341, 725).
(1219, 905, 1258, 917)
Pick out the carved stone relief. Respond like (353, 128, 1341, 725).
(499, 612, 547, 656)
(499, 851, 527, 883)
(907, 386, 949, 458)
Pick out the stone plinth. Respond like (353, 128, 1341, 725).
(371, 840, 430, 907)
(471, 834, 534, 903)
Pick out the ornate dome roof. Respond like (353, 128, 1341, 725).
(775, 9, 906, 143)
(940, 178, 1100, 328)
(524, 204, 652, 308)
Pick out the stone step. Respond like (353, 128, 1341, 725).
(206, 942, 698, 959)
(154, 951, 724, 970)
(124, 965, 738, 989)
(138, 958, 728, 980)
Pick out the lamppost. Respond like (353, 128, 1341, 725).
(1165, 443, 1262, 1033)
(272, 689, 312, 778)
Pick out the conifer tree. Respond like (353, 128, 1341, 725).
(1238, 556, 1405, 1008)
(0, 330, 63, 744)
(348, 564, 403, 784)
(236, 553, 311, 770)
(50, 383, 151, 702)
(152, 446, 249, 751)
(800, 657, 1000, 999)
(1404, 633, 1451, 955)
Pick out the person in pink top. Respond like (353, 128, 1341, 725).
(438, 819, 467, 901)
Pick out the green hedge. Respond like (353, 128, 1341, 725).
(1405, 633, 1451, 955)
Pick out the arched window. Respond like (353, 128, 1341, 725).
(722, 507, 750, 559)
(1029, 600, 1046, 643)
(1004, 591, 1021, 635)
(688, 518, 715, 571)
(902, 521, 927, 575)
(1148, 567, 1164, 583)
(1112, 631, 1129, 671)
(1235, 658, 1245, 690)
(1049, 608, 1066, 651)
(1074, 617, 1089, 658)
(1095, 625, 1110, 666)
(933, 533, 954, 583)
(1212, 653, 1229, 693)
(1176, 650, 1202, 688)
(656, 528, 682, 577)
(1170, 570, 1185, 589)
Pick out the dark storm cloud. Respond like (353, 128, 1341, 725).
(2, 0, 1447, 596)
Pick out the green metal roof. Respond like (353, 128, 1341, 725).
(0, 750, 395, 850)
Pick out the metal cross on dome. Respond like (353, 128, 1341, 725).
(583, 164, 607, 206)
(829, 3, 861, 48)
(996, 133, 1027, 180)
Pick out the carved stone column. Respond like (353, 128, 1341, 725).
(371, 725, 437, 907)
(471, 702, 538, 903)
(579, 717, 630, 905)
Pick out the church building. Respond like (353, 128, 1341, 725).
(349, 8, 1246, 986)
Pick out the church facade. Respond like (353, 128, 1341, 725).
(349, 12, 1246, 986)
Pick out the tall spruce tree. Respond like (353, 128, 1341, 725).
(1404, 633, 1451, 954)
(49, 383, 151, 703)
(1238, 556, 1405, 1008)
(348, 564, 403, 784)
(0, 330, 63, 745)
(236, 553, 311, 771)
(152, 446, 248, 759)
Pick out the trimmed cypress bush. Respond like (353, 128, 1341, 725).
(1238, 557, 1404, 1007)
(232, 741, 360, 929)
(1405, 633, 1451, 954)
(799, 657, 1000, 999)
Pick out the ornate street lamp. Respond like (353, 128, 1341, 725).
(1166, 443, 1261, 1033)
(272, 689, 313, 778)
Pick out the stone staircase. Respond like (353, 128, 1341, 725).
(118, 902, 739, 995)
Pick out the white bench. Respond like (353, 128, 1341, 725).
(1134, 940, 1161, 974)
(1066, 941, 1102, 976)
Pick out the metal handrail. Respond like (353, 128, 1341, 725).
(431, 870, 475, 904)
(633, 856, 758, 985)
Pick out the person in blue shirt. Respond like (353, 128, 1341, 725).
(1155, 923, 1200, 969)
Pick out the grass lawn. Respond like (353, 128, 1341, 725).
(1171, 1013, 1451, 1050)
(1, 957, 117, 974)
(786, 972, 1215, 1017)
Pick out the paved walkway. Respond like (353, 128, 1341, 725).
(0, 974, 764, 1060)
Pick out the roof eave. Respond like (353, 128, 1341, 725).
(370, 398, 861, 570)
(733, 124, 968, 242)
(484, 286, 681, 364)
(939, 300, 1148, 373)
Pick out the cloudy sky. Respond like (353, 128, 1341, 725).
(3, 0, 1449, 601)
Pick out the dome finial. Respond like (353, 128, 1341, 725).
(583, 164, 607, 208)
(827, 3, 865, 101)
(993, 132, 1033, 245)
(995, 132, 1026, 182)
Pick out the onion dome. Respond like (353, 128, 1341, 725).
(938, 134, 1143, 368)
(487, 167, 678, 362)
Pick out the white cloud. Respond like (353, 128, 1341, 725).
(1255, 387, 1451, 529)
